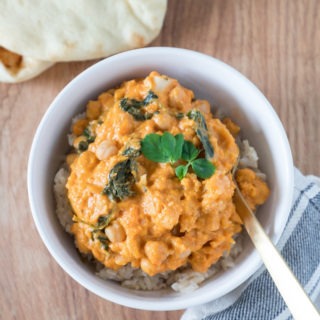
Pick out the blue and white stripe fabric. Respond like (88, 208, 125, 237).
(182, 169, 320, 320)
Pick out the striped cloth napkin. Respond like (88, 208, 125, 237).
(182, 169, 320, 320)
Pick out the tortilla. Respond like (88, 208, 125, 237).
(0, 0, 167, 62)
(0, 47, 54, 83)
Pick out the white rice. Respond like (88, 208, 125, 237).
(53, 129, 261, 293)
(53, 166, 73, 234)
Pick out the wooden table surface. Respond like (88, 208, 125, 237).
(1, 1, 319, 319)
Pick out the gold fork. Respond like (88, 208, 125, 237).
(233, 168, 320, 319)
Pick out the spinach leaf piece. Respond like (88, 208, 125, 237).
(83, 127, 96, 143)
(102, 159, 136, 202)
(97, 235, 109, 251)
(76, 126, 96, 153)
(73, 212, 113, 231)
(175, 112, 185, 120)
(119, 90, 158, 121)
(78, 140, 89, 152)
(143, 91, 158, 105)
(96, 214, 113, 230)
(122, 140, 141, 158)
(187, 110, 214, 159)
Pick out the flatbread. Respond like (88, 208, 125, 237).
(0, 47, 54, 83)
(0, 0, 167, 62)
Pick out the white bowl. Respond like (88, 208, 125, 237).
(28, 47, 294, 311)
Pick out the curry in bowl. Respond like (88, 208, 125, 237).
(54, 71, 269, 291)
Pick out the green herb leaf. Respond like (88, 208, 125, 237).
(172, 134, 184, 162)
(141, 131, 216, 181)
(181, 140, 199, 162)
(102, 159, 136, 201)
(175, 165, 188, 180)
(141, 133, 171, 163)
(188, 109, 214, 159)
(161, 132, 184, 163)
(191, 158, 215, 179)
(161, 132, 176, 160)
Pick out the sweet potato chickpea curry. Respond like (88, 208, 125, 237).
(66, 71, 269, 276)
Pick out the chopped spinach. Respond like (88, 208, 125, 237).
(122, 146, 141, 158)
(119, 90, 158, 121)
(96, 214, 113, 229)
(90, 230, 110, 251)
(97, 235, 109, 251)
(187, 110, 214, 159)
(102, 159, 136, 202)
(176, 112, 185, 120)
(76, 126, 96, 153)
(143, 90, 158, 105)
(78, 140, 89, 152)
(122, 139, 141, 158)
(83, 127, 96, 143)
(73, 212, 113, 231)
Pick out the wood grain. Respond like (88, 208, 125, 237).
(0, 1, 319, 319)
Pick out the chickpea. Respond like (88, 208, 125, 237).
(98, 92, 114, 111)
(72, 118, 89, 136)
(169, 86, 194, 111)
(105, 222, 126, 243)
(95, 140, 118, 160)
(144, 240, 169, 265)
(192, 100, 211, 114)
(153, 112, 176, 131)
(86, 100, 102, 120)
(66, 153, 78, 166)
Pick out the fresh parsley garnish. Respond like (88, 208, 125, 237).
(141, 132, 184, 164)
(141, 132, 215, 180)
(176, 140, 215, 180)
(190, 158, 215, 179)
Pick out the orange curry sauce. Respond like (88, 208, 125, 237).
(66, 71, 269, 276)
